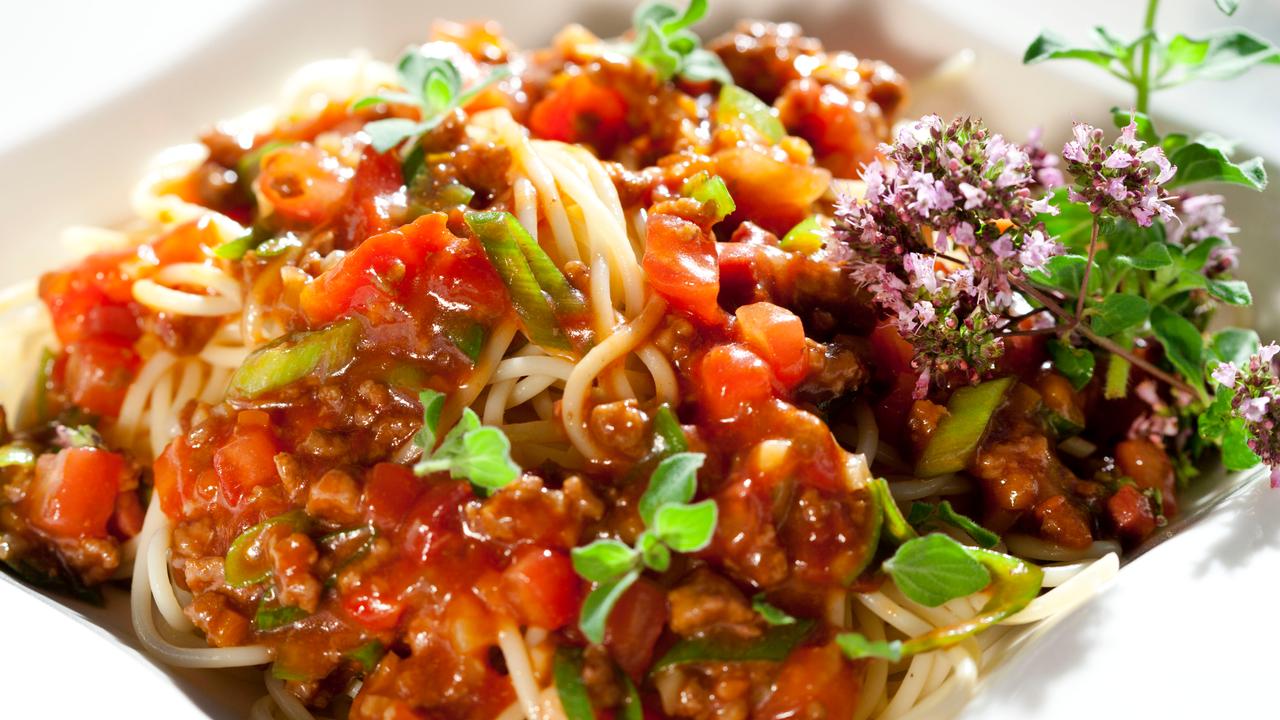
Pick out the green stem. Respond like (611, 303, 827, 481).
(1075, 219, 1101, 321)
(1135, 0, 1160, 114)
(1105, 351, 1133, 400)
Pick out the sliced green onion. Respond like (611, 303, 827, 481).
(553, 647, 597, 720)
(345, 640, 385, 673)
(871, 477, 917, 545)
(779, 215, 827, 254)
(715, 85, 785, 143)
(253, 232, 304, 258)
(236, 140, 292, 191)
(33, 348, 56, 423)
(652, 404, 688, 455)
(652, 620, 815, 672)
(254, 602, 308, 631)
(225, 510, 311, 587)
(0, 444, 37, 469)
(915, 377, 1015, 477)
(681, 172, 736, 222)
(230, 318, 362, 399)
(445, 321, 487, 362)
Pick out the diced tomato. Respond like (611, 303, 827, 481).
(153, 437, 191, 518)
(1107, 483, 1157, 544)
(401, 482, 471, 564)
(605, 577, 668, 682)
(363, 463, 423, 534)
(1115, 438, 1177, 516)
(417, 234, 510, 321)
(333, 147, 405, 249)
(341, 571, 406, 632)
(644, 213, 725, 326)
(38, 250, 138, 345)
(756, 645, 861, 720)
(144, 216, 220, 265)
(27, 448, 124, 539)
(735, 302, 807, 387)
(529, 75, 630, 155)
(110, 489, 146, 539)
(500, 547, 583, 630)
(62, 340, 139, 418)
(868, 322, 919, 444)
(300, 213, 455, 325)
(868, 321, 915, 379)
(213, 420, 280, 507)
(255, 143, 351, 225)
(699, 343, 776, 422)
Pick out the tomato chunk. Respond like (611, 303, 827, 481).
(529, 75, 630, 155)
(28, 448, 124, 539)
(1116, 438, 1177, 516)
(644, 213, 724, 326)
(501, 547, 583, 630)
(735, 302, 807, 387)
(333, 147, 405, 249)
(61, 340, 139, 418)
(38, 250, 137, 346)
(363, 463, 423, 534)
(256, 143, 351, 225)
(605, 577, 668, 682)
(213, 421, 280, 507)
(756, 645, 861, 720)
(300, 213, 455, 325)
(699, 343, 776, 422)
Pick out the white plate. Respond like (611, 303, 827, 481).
(1, 1, 1276, 718)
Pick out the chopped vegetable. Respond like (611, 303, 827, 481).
(345, 640, 386, 673)
(0, 444, 35, 468)
(652, 620, 815, 671)
(907, 501, 1001, 549)
(716, 85, 786, 143)
(643, 213, 724, 326)
(224, 510, 311, 587)
(914, 376, 1015, 477)
(734, 302, 807, 387)
(779, 215, 827, 254)
(230, 318, 362, 399)
(255, 602, 308, 631)
(553, 647, 597, 720)
(681, 172, 736, 222)
(752, 594, 797, 626)
(27, 447, 124, 539)
(872, 477, 917, 544)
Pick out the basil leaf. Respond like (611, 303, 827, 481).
(1182, 237, 1228, 272)
(415, 389, 446, 452)
(1198, 389, 1233, 441)
(1206, 278, 1252, 306)
(1210, 328, 1261, 366)
(638, 452, 704, 526)
(572, 539, 638, 583)
(751, 594, 797, 626)
(1222, 418, 1262, 471)
(883, 534, 992, 607)
(680, 49, 733, 85)
(652, 499, 718, 553)
(835, 633, 903, 662)
(1090, 293, 1151, 337)
(1167, 141, 1268, 190)
(1150, 305, 1207, 392)
(579, 569, 641, 644)
(1027, 255, 1100, 296)
(1047, 340, 1096, 391)
(1161, 30, 1280, 86)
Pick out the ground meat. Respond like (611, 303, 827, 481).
(271, 531, 322, 612)
(667, 568, 761, 639)
(464, 474, 602, 550)
(582, 644, 625, 710)
(712, 486, 789, 589)
(142, 313, 222, 356)
(659, 663, 775, 720)
(58, 537, 120, 585)
(907, 399, 948, 457)
(711, 22, 823, 103)
(274, 452, 309, 501)
(776, 77, 886, 177)
(306, 469, 363, 526)
(1031, 494, 1093, 550)
(589, 400, 651, 460)
(796, 336, 867, 404)
(299, 429, 350, 459)
(181, 556, 226, 594)
(186, 591, 252, 647)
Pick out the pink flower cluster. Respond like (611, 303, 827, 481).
(1168, 194, 1240, 273)
(1213, 343, 1280, 486)
(1061, 119, 1176, 227)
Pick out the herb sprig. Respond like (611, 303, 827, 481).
(571, 451, 718, 643)
(412, 389, 521, 491)
(354, 49, 510, 155)
(624, 0, 732, 85)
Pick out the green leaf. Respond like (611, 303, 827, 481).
(1090, 293, 1151, 337)
(751, 594, 797, 626)
(579, 569, 641, 644)
(344, 640, 385, 673)
(362, 118, 423, 153)
(1167, 141, 1268, 190)
(1210, 328, 1260, 366)
(835, 633, 903, 662)
(907, 501, 1001, 549)
(1110, 108, 1159, 146)
(1215, 0, 1239, 15)
(1023, 31, 1121, 69)
(1047, 340, 1096, 391)
(883, 534, 992, 607)
(1160, 30, 1280, 86)
(1206, 278, 1252, 306)
(1222, 419, 1262, 471)
(638, 452, 704, 526)
(573, 538, 637, 584)
(1038, 189, 1095, 251)
(1027, 254, 1100, 296)
(414, 389, 446, 454)
(1112, 241, 1173, 270)
(452, 426, 520, 489)
(1149, 305, 1206, 391)
(652, 500, 718, 553)
(638, 530, 672, 572)
(680, 49, 733, 85)
(1199, 388, 1233, 440)
(1182, 237, 1228, 272)
(553, 647, 597, 720)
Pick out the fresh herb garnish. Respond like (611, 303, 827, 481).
(751, 594, 797, 626)
(623, 0, 731, 85)
(354, 49, 510, 156)
(571, 451, 717, 643)
(906, 501, 1000, 549)
(834, 633, 903, 663)
(412, 389, 521, 492)
(882, 533, 992, 607)
(344, 640, 386, 673)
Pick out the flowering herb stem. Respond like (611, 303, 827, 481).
(1010, 275, 1196, 397)
(1135, 0, 1161, 114)
(1074, 219, 1102, 321)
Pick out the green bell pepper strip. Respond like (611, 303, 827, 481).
(224, 510, 311, 587)
(651, 620, 816, 672)
(779, 215, 827, 254)
(467, 211, 589, 353)
(230, 317, 362, 399)
(915, 377, 1015, 477)
(681, 173, 736, 222)
(715, 85, 785, 143)
(0, 444, 36, 469)
(553, 647, 597, 720)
